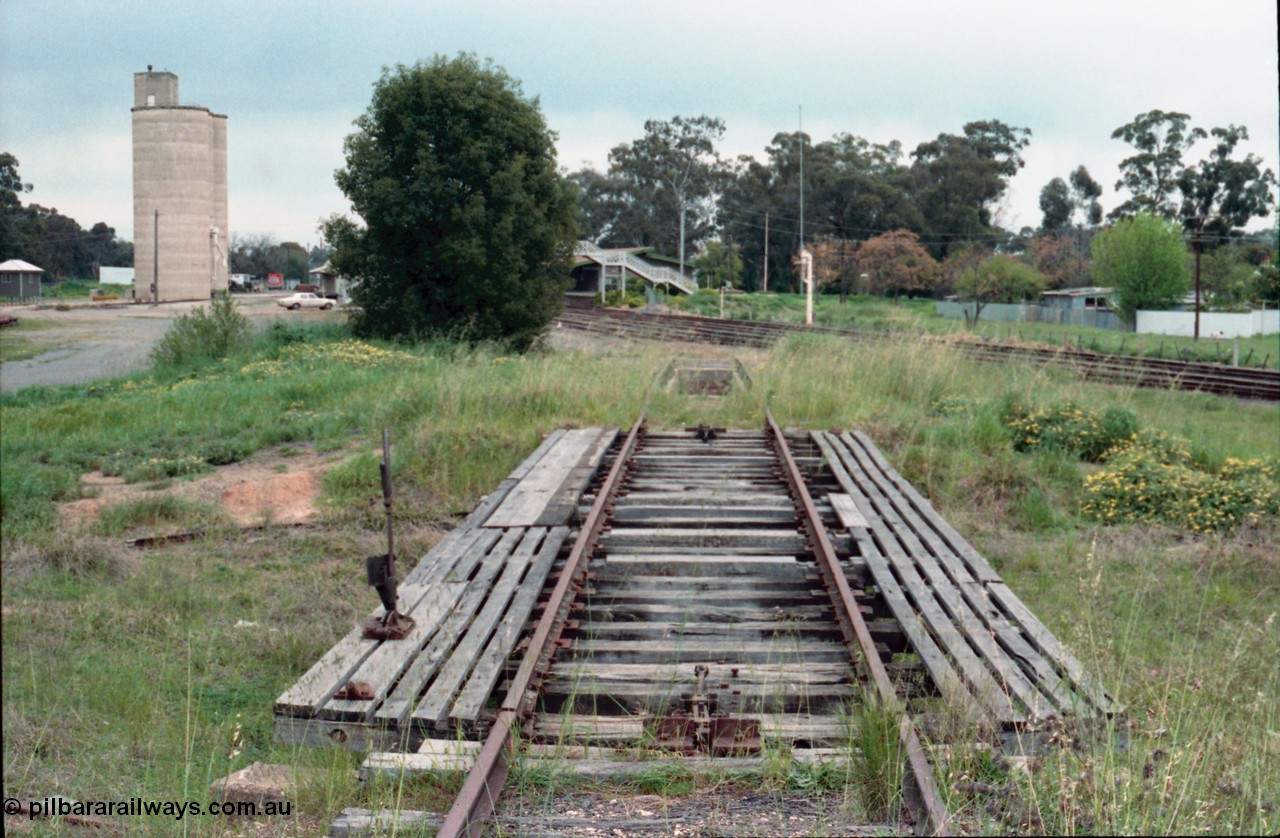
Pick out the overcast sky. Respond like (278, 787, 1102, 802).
(2, 0, 1277, 249)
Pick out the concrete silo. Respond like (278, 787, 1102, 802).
(132, 69, 228, 302)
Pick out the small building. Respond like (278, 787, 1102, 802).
(0, 259, 44, 301)
(307, 260, 352, 302)
(1041, 287, 1114, 311)
(570, 242, 696, 304)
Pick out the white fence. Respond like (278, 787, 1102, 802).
(1134, 308, 1278, 338)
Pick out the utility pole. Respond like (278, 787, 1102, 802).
(1192, 219, 1204, 341)
(152, 209, 159, 306)
(763, 212, 770, 292)
(798, 106, 804, 250)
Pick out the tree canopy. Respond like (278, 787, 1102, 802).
(1110, 110, 1205, 219)
(575, 115, 726, 270)
(323, 54, 577, 350)
(855, 229, 940, 297)
(1091, 212, 1190, 323)
(955, 254, 1047, 321)
(1, 152, 133, 278)
(1175, 125, 1277, 245)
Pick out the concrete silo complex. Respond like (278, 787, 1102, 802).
(132, 68, 228, 302)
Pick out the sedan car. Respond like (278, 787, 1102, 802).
(276, 292, 335, 311)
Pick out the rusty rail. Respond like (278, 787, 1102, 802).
(436, 414, 645, 838)
(767, 410, 951, 836)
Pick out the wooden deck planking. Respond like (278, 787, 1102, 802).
(411, 528, 547, 725)
(403, 527, 501, 587)
(823, 432, 1053, 720)
(534, 428, 617, 526)
(811, 433, 989, 718)
(274, 584, 432, 718)
(829, 433, 1062, 719)
(828, 493, 869, 531)
(847, 430, 1119, 714)
(318, 582, 468, 721)
(484, 428, 613, 528)
(840, 431, 1106, 716)
(372, 529, 524, 727)
(450, 525, 571, 723)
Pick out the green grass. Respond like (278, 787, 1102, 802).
(2, 319, 1277, 835)
(0, 318, 60, 363)
(32, 279, 132, 300)
(671, 291, 1280, 370)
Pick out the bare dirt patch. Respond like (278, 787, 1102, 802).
(59, 445, 349, 530)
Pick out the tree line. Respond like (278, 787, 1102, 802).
(569, 108, 1277, 312)
(1, 152, 133, 279)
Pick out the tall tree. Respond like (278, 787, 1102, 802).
(1175, 125, 1277, 245)
(1110, 110, 1205, 219)
(1091, 213, 1190, 323)
(323, 54, 577, 350)
(910, 119, 1031, 257)
(1039, 178, 1072, 231)
(598, 115, 726, 274)
(1068, 166, 1103, 226)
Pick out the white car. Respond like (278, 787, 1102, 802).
(276, 292, 335, 311)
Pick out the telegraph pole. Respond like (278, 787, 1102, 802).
(763, 212, 770, 292)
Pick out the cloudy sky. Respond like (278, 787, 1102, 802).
(2, 0, 1277, 248)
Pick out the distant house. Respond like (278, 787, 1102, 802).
(0, 259, 44, 301)
(570, 242, 696, 303)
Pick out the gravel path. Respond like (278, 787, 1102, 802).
(0, 297, 337, 393)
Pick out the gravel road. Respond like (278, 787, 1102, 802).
(0, 296, 337, 394)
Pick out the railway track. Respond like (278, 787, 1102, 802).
(554, 306, 1280, 401)
(282, 407, 1120, 835)
(437, 414, 950, 836)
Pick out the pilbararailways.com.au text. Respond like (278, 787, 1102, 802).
(6, 796, 293, 820)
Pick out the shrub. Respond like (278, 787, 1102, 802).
(1005, 401, 1138, 462)
(1082, 450, 1279, 533)
(150, 293, 249, 368)
(602, 289, 645, 308)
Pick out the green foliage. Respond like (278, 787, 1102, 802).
(1, 153, 132, 278)
(1253, 263, 1280, 304)
(149, 293, 250, 368)
(601, 289, 644, 308)
(1091, 213, 1190, 322)
(325, 54, 577, 352)
(1176, 125, 1278, 242)
(851, 698, 903, 820)
(955, 254, 1046, 317)
(692, 238, 743, 289)
(910, 119, 1032, 258)
(1039, 176, 1072, 231)
(96, 496, 222, 536)
(1083, 450, 1279, 533)
(1004, 400, 1139, 462)
(581, 115, 726, 260)
(1110, 109, 1206, 219)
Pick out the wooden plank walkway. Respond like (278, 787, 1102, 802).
(277, 421, 1117, 764)
(274, 428, 615, 747)
(812, 430, 1122, 728)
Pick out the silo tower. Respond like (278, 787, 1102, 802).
(132, 68, 228, 302)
